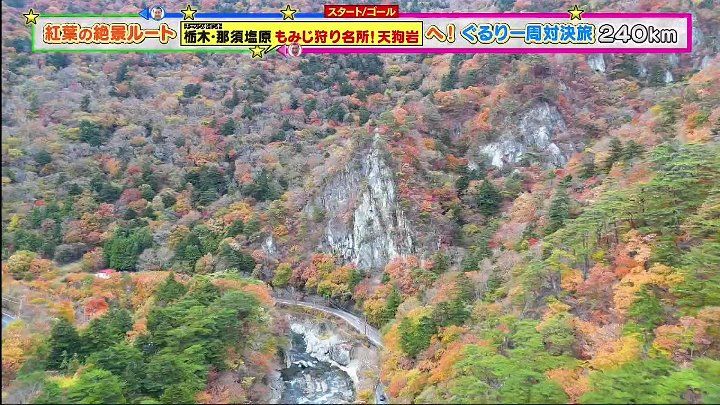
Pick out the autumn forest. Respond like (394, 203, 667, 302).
(2, 0, 719, 404)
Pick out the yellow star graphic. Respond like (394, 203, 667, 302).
(568, 4, 584, 20)
(280, 4, 298, 20)
(250, 45, 265, 58)
(181, 4, 198, 20)
(23, 8, 40, 25)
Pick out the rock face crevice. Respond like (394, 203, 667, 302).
(480, 101, 570, 169)
(587, 54, 606, 73)
(305, 135, 414, 273)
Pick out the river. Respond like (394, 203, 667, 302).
(278, 331, 355, 404)
(2, 313, 15, 329)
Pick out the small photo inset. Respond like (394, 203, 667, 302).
(150, 5, 165, 21)
(288, 43, 303, 57)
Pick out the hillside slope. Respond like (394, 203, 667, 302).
(2, 0, 719, 403)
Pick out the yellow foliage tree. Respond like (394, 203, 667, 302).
(588, 335, 641, 370)
(54, 300, 76, 323)
(1, 321, 39, 383)
(561, 269, 584, 293)
(399, 369, 429, 400)
(613, 264, 683, 314)
(546, 367, 589, 403)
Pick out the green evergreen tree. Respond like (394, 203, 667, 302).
(626, 287, 665, 335)
(455, 273, 475, 303)
(139, 183, 155, 201)
(497, 0, 515, 11)
(652, 358, 720, 404)
(476, 180, 502, 216)
(186, 278, 221, 305)
(185, 164, 227, 206)
(441, 55, 465, 91)
(503, 173, 524, 199)
(430, 251, 451, 275)
(35, 150, 52, 166)
(339, 80, 354, 96)
(87, 341, 143, 376)
(441, 68, 458, 91)
(581, 358, 675, 404)
(33, 380, 66, 404)
(383, 288, 402, 324)
(546, 187, 570, 235)
(290, 97, 299, 110)
(455, 175, 470, 194)
(623, 140, 645, 162)
(47, 318, 83, 370)
(538, 313, 575, 356)
(303, 98, 317, 116)
(223, 85, 240, 109)
(218, 243, 257, 273)
(358, 107, 371, 125)
(68, 183, 83, 196)
(243, 168, 279, 202)
(155, 273, 187, 303)
(399, 315, 437, 358)
(226, 219, 244, 237)
(116, 61, 130, 82)
(82, 308, 133, 355)
(399, 317, 418, 357)
(183, 83, 201, 98)
(327, 103, 346, 122)
(104, 228, 153, 271)
(68, 368, 126, 404)
(220, 118, 235, 136)
(580, 158, 597, 179)
(432, 299, 470, 327)
(79, 120, 111, 147)
(181, 241, 203, 271)
(193, 225, 222, 255)
(673, 241, 720, 309)
(160, 381, 201, 404)
(605, 137, 624, 172)
(241, 104, 254, 119)
(161, 193, 176, 208)
(175, 233, 203, 267)
(244, 215, 261, 234)
(98, 182, 122, 203)
(143, 352, 199, 396)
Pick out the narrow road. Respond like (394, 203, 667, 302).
(274, 298, 384, 348)
(2, 312, 16, 329)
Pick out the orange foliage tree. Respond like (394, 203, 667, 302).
(84, 297, 110, 319)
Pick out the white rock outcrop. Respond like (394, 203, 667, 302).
(480, 101, 570, 169)
(664, 70, 674, 83)
(691, 12, 703, 49)
(289, 321, 360, 385)
(305, 134, 414, 272)
(262, 235, 278, 258)
(587, 54, 606, 73)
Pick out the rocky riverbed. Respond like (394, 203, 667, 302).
(279, 331, 355, 404)
(271, 313, 380, 404)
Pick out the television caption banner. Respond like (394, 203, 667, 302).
(29, 10, 691, 55)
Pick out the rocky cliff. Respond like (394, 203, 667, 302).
(305, 134, 414, 272)
(480, 101, 570, 170)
